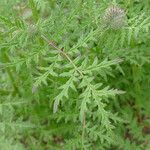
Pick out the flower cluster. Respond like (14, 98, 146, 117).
(103, 6, 127, 29)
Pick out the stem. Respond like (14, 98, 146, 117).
(41, 34, 84, 77)
(41, 34, 87, 148)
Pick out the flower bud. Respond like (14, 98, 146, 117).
(103, 6, 127, 30)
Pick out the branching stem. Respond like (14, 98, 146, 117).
(41, 34, 86, 148)
(41, 34, 84, 77)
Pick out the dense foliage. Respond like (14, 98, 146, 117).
(0, 0, 150, 149)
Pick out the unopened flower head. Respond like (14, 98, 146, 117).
(103, 6, 127, 30)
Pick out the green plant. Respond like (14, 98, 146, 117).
(0, 0, 150, 150)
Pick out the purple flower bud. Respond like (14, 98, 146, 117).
(103, 6, 127, 30)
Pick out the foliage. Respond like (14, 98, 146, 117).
(0, 0, 150, 149)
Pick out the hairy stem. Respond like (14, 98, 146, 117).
(41, 34, 84, 77)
